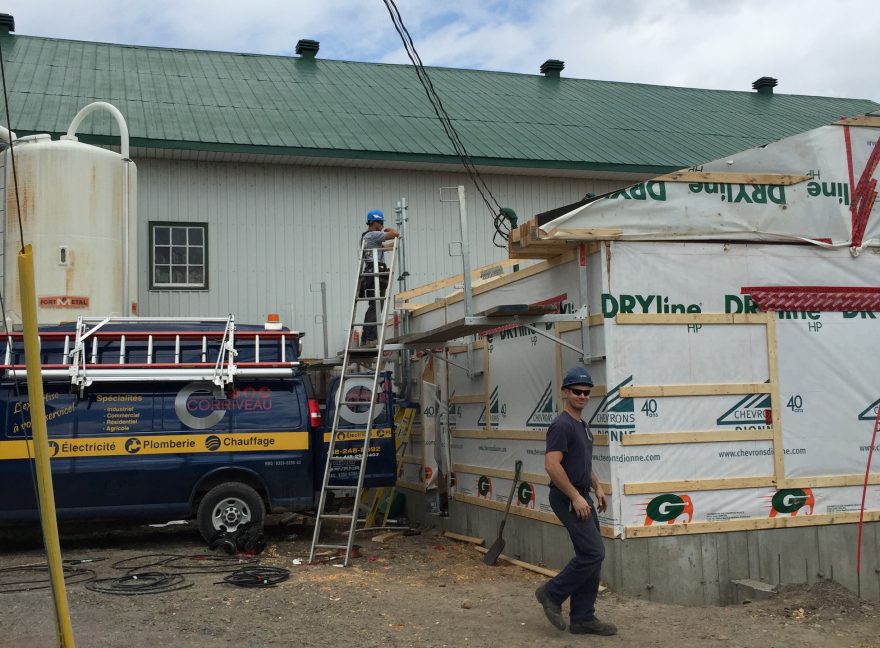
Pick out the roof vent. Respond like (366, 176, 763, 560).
(540, 59, 565, 78)
(296, 39, 320, 58)
(752, 76, 778, 95)
(0, 14, 15, 34)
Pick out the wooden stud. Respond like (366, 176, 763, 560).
(620, 429, 775, 445)
(835, 116, 880, 127)
(453, 493, 616, 538)
(616, 312, 769, 325)
(449, 394, 487, 405)
(443, 531, 485, 546)
(623, 475, 775, 495)
(593, 433, 609, 447)
(396, 259, 522, 302)
(451, 428, 547, 441)
(626, 509, 880, 538)
(474, 546, 560, 577)
(785, 474, 880, 489)
(453, 463, 549, 485)
(409, 251, 577, 318)
(653, 171, 809, 186)
(764, 314, 787, 488)
(620, 383, 772, 397)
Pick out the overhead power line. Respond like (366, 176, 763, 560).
(381, 0, 516, 247)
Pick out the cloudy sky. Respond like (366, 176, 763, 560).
(4, 0, 878, 101)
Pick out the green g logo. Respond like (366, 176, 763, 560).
(644, 493, 693, 525)
(477, 476, 492, 498)
(770, 489, 814, 517)
(517, 482, 534, 507)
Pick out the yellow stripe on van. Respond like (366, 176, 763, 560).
(322, 428, 393, 443)
(0, 431, 309, 460)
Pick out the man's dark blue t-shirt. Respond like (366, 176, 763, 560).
(545, 410, 593, 492)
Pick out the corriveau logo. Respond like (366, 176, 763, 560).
(768, 488, 814, 518)
(643, 493, 694, 526)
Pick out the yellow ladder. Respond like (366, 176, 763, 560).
(363, 404, 418, 527)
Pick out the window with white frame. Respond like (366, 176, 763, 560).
(149, 222, 208, 290)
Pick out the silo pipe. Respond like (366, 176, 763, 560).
(63, 101, 132, 316)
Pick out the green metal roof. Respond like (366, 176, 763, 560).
(2, 33, 878, 174)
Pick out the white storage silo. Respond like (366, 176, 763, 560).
(3, 102, 137, 325)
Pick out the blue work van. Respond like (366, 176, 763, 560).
(0, 317, 395, 541)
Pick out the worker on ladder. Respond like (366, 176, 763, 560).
(359, 209, 399, 346)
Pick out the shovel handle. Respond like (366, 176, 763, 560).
(501, 460, 523, 518)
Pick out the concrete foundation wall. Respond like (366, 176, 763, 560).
(402, 490, 880, 605)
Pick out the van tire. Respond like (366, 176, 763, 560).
(197, 482, 265, 542)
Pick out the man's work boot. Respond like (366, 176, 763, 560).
(534, 585, 566, 631)
(569, 618, 618, 636)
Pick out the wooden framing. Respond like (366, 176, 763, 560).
(453, 463, 549, 486)
(449, 394, 486, 405)
(396, 258, 523, 302)
(623, 475, 776, 495)
(454, 492, 616, 538)
(620, 383, 772, 398)
(653, 171, 809, 186)
(451, 428, 547, 441)
(409, 250, 577, 318)
(835, 115, 880, 128)
(626, 509, 880, 538)
(615, 311, 782, 497)
(620, 429, 774, 445)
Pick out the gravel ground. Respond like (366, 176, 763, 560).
(1, 518, 878, 648)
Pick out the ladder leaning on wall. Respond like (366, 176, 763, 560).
(309, 238, 399, 566)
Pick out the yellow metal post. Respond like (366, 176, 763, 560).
(18, 245, 77, 648)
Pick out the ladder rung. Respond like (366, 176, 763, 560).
(325, 485, 357, 491)
(330, 455, 365, 462)
(314, 544, 349, 550)
(360, 272, 390, 277)
(320, 513, 355, 521)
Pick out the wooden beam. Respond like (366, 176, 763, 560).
(454, 493, 616, 539)
(474, 546, 560, 577)
(616, 313, 769, 325)
(785, 473, 880, 489)
(409, 250, 577, 318)
(620, 383, 772, 398)
(453, 463, 550, 486)
(626, 509, 880, 538)
(620, 429, 775, 445)
(765, 315, 787, 487)
(654, 171, 809, 185)
(451, 428, 547, 441)
(835, 115, 880, 127)
(396, 258, 523, 302)
(623, 475, 776, 495)
(558, 314, 605, 332)
(443, 531, 485, 546)
(449, 394, 487, 405)
(593, 433, 609, 447)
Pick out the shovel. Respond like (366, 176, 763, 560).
(483, 460, 522, 566)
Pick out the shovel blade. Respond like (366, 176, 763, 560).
(483, 536, 505, 565)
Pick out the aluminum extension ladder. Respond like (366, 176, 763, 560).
(309, 238, 399, 566)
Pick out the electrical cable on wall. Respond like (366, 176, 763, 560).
(381, 0, 517, 247)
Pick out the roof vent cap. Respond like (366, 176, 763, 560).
(296, 39, 320, 58)
(752, 76, 778, 95)
(540, 59, 565, 78)
(0, 14, 15, 34)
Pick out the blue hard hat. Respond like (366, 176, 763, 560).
(562, 366, 594, 389)
(366, 209, 384, 223)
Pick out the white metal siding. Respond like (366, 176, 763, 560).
(135, 159, 627, 356)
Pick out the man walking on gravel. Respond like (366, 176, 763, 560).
(535, 366, 617, 636)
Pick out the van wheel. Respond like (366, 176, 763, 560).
(197, 483, 264, 542)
